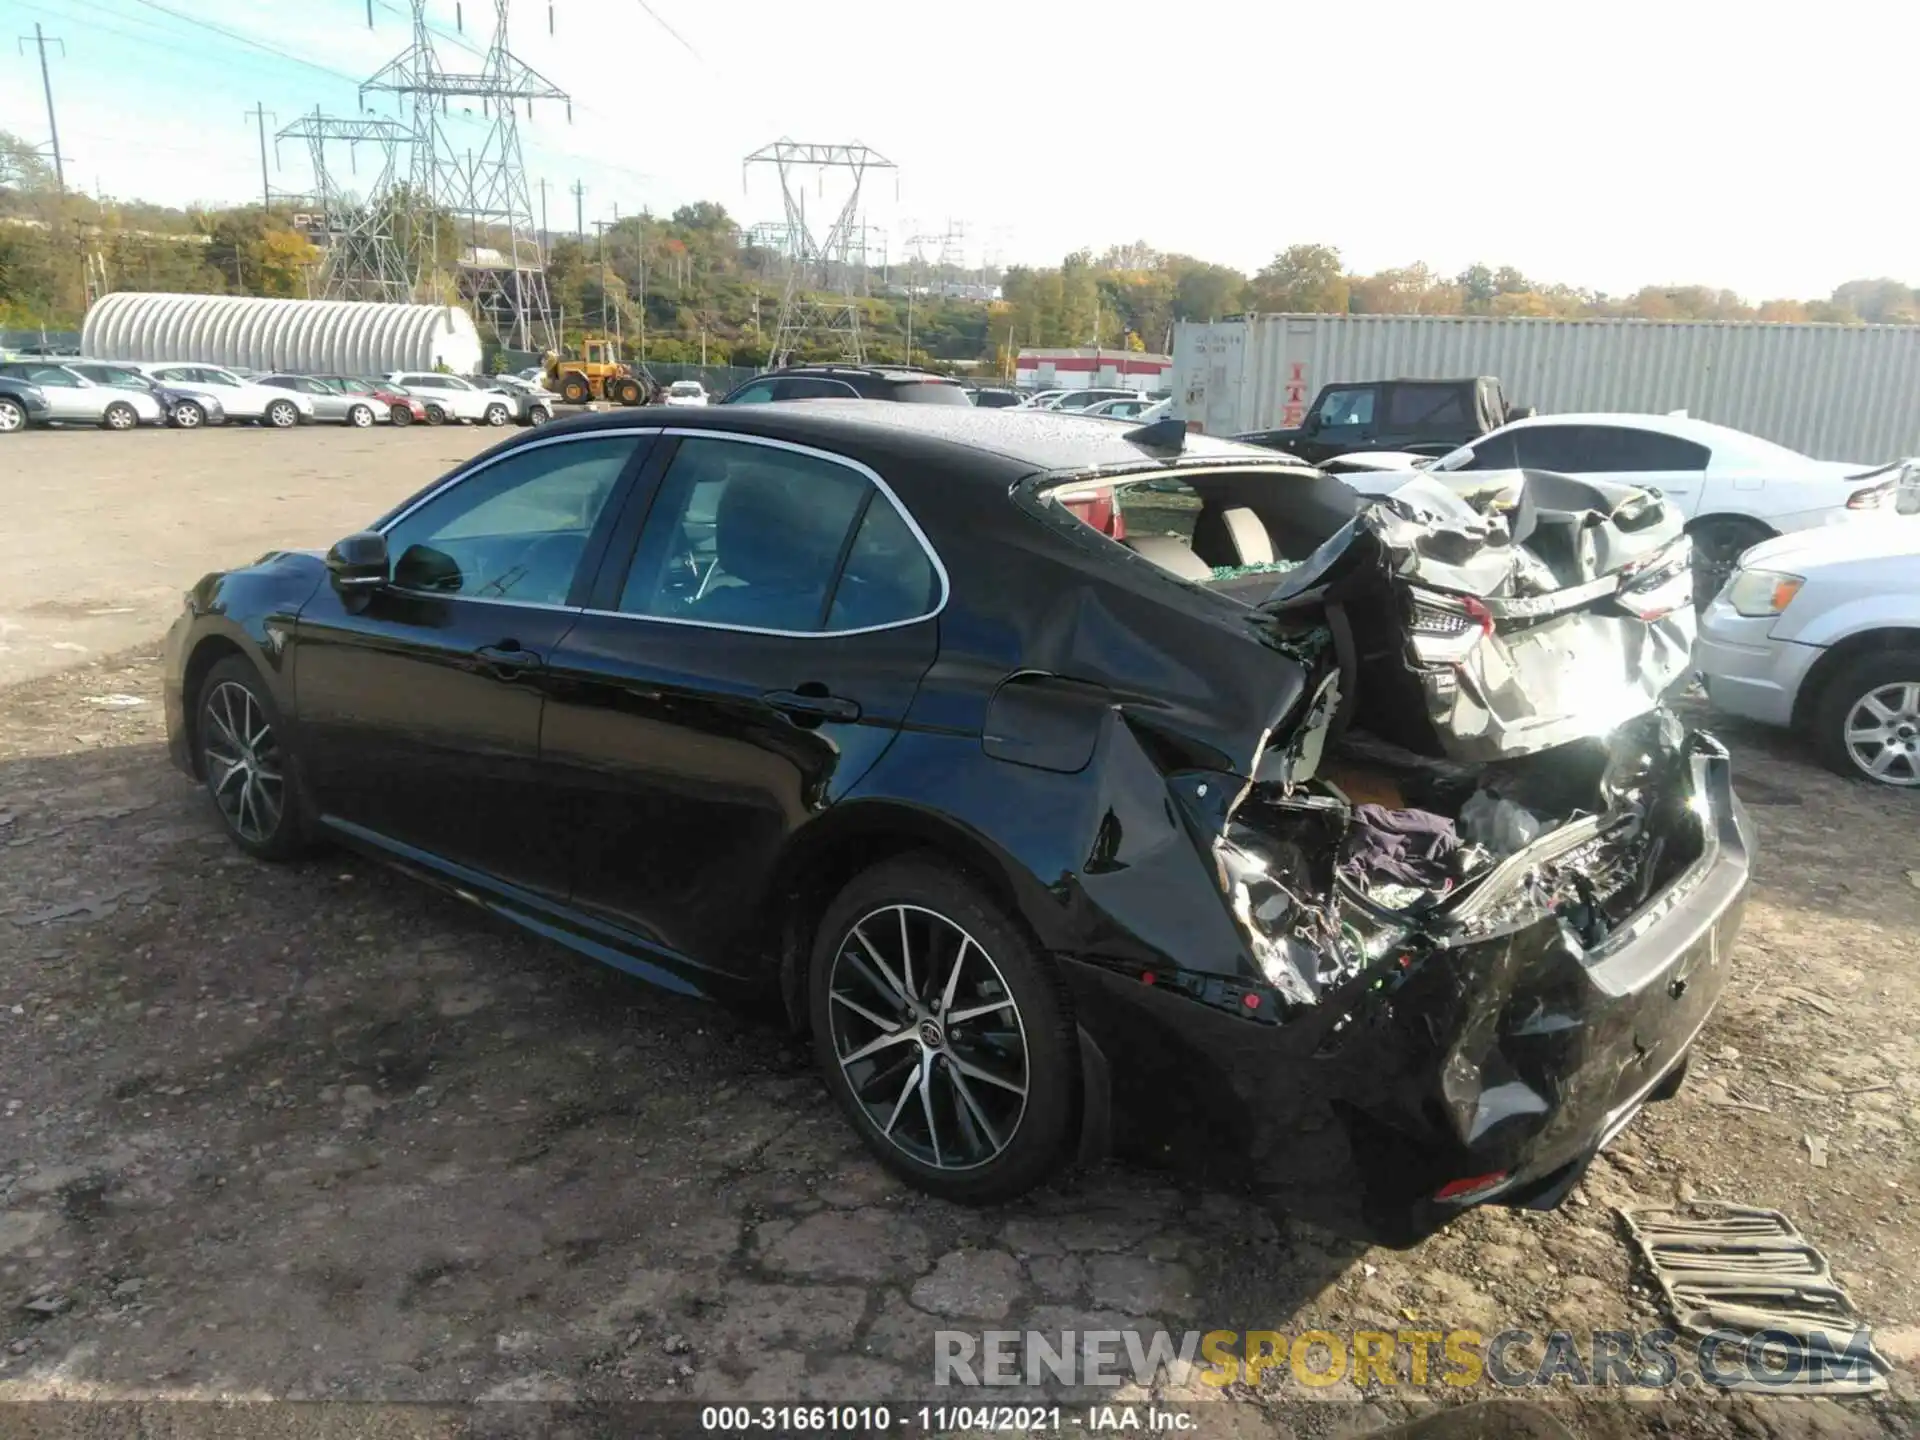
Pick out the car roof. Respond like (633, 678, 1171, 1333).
(1499, 410, 1757, 448)
(533, 398, 1294, 480)
(770, 365, 959, 384)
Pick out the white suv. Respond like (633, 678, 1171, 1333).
(133, 363, 315, 428)
(387, 372, 515, 427)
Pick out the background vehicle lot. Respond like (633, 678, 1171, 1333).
(0, 433, 1916, 1433)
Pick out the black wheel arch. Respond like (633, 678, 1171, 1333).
(1792, 627, 1920, 731)
(764, 802, 1058, 1038)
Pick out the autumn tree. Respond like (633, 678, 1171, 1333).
(1250, 244, 1348, 313)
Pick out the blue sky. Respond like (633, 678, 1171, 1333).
(4, 0, 1917, 301)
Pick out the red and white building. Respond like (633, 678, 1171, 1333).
(1014, 347, 1172, 396)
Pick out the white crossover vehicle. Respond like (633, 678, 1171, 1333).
(133, 363, 315, 428)
(662, 380, 710, 407)
(1695, 524, 1920, 787)
(386, 372, 516, 427)
(0, 361, 165, 429)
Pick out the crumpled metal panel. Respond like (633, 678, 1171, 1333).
(1267, 469, 1696, 762)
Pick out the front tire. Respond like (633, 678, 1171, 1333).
(389, 403, 413, 426)
(1689, 516, 1774, 610)
(347, 403, 375, 428)
(423, 403, 447, 426)
(483, 402, 510, 427)
(612, 377, 643, 406)
(102, 401, 138, 431)
(0, 397, 25, 433)
(809, 855, 1078, 1204)
(264, 399, 299, 430)
(171, 400, 206, 429)
(195, 656, 311, 860)
(1812, 650, 1920, 788)
(525, 405, 551, 426)
(560, 375, 591, 405)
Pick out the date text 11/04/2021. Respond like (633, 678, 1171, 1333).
(699, 1409, 1189, 1432)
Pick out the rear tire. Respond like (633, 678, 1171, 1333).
(612, 377, 643, 406)
(389, 404, 413, 427)
(423, 403, 447, 426)
(264, 399, 299, 430)
(1811, 650, 1920, 788)
(560, 375, 591, 405)
(0, 397, 25, 433)
(102, 401, 138, 431)
(1688, 516, 1774, 610)
(483, 402, 510, 427)
(195, 655, 312, 861)
(808, 855, 1078, 1205)
(347, 403, 375, 428)
(526, 405, 551, 426)
(171, 400, 206, 429)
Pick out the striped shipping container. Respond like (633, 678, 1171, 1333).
(1172, 314, 1920, 461)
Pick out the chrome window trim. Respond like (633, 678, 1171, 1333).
(373, 425, 950, 639)
(582, 427, 950, 640)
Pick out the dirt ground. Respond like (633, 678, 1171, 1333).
(1, 431, 1917, 1438)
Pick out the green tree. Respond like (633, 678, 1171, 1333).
(1250, 243, 1348, 313)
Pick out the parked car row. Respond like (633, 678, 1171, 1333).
(0, 358, 557, 434)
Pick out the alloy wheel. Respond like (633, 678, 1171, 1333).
(267, 401, 297, 429)
(105, 404, 136, 430)
(827, 904, 1029, 1171)
(1844, 681, 1920, 786)
(201, 680, 286, 843)
(0, 400, 22, 433)
(173, 402, 203, 429)
(349, 404, 374, 428)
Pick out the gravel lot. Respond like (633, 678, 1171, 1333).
(1, 430, 1917, 1437)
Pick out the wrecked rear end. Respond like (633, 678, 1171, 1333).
(1029, 462, 1752, 1241)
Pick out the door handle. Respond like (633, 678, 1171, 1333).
(474, 641, 540, 681)
(762, 688, 861, 724)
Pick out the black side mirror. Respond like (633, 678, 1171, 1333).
(326, 531, 389, 592)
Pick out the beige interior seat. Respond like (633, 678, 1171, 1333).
(1219, 508, 1275, 566)
(1123, 535, 1211, 580)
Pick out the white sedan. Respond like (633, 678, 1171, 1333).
(133, 363, 316, 428)
(1339, 413, 1918, 606)
(1694, 524, 1920, 787)
(387, 372, 516, 427)
(662, 380, 710, 407)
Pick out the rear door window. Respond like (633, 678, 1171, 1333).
(892, 382, 972, 405)
(777, 377, 861, 400)
(1386, 383, 1469, 432)
(1510, 424, 1615, 472)
(1457, 431, 1520, 470)
(614, 437, 936, 633)
(1610, 428, 1711, 472)
(723, 380, 779, 404)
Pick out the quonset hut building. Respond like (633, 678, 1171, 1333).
(80, 294, 485, 377)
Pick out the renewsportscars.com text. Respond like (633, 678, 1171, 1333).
(934, 1327, 1883, 1390)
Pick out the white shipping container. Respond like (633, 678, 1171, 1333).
(1173, 313, 1920, 461)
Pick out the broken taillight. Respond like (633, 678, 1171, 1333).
(1434, 1171, 1510, 1201)
(1615, 535, 1695, 621)
(1406, 588, 1493, 663)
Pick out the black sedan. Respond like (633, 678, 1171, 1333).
(163, 404, 1751, 1239)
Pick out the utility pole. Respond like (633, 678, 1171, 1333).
(536, 177, 549, 261)
(16, 24, 66, 194)
(592, 217, 611, 341)
(244, 103, 276, 212)
(572, 179, 585, 242)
